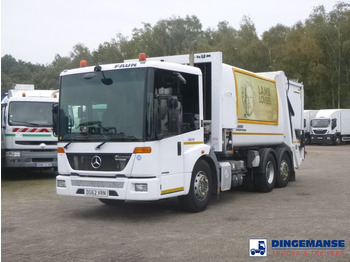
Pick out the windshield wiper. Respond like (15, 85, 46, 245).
(95, 139, 109, 150)
(64, 139, 74, 149)
(95, 134, 139, 148)
(11, 121, 39, 127)
(64, 137, 86, 149)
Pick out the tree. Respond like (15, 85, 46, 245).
(130, 15, 203, 56)
(70, 43, 93, 68)
(3, 6, 350, 109)
(1, 55, 46, 93)
(262, 24, 290, 70)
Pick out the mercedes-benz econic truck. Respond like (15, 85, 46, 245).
(54, 52, 305, 212)
(1, 85, 58, 169)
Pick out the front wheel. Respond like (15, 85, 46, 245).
(335, 136, 341, 145)
(178, 160, 212, 212)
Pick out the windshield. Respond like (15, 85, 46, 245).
(311, 118, 330, 128)
(58, 66, 200, 143)
(59, 68, 148, 142)
(8, 101, 54, 127)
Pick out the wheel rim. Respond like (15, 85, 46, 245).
(280, 160, 289, 181)
(265, 161, 274, 184)
(194, 171, 209, 201)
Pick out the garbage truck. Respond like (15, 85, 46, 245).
(54, 52, 305, 212)
(1, 85, 59, 169)
(310, 109, 350, 145)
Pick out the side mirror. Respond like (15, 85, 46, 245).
(52, 103, 59, 137)
(167, 96, 182, 133)
(331, 118, 337, 130)
(1, 104, 7, 129)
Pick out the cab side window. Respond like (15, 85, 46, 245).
(154, 69, 199, 139)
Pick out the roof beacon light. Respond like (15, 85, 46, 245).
(139, 53, 147, 62)
(80, 60, 88, 67)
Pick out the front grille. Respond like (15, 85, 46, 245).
(67, 153, 131, 171)
(32, 158, 55, 162)
(71, 180, 124, 188)
(313, 129, 327, 134)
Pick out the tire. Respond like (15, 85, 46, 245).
(335, 136, 341, 145)
(275, 152, 292, 188)
(99, 199, 125, 205)
(242, 168, 255, 191)
(305, 136, 310, 145)
(178, 160, 212, 212)
(254, 151, 276, 192)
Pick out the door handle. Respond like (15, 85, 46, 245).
(177, 141, 181, 156)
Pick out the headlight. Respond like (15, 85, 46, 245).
(135, 183, 148, 192)
(6, 151, 21, 157)
(57, 180, 66, 188)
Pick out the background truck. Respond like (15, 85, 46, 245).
(1, 85, 58, 169)
(303, 110, 319, 144)
(310, 109, 350, 145)
(54, 52, 305, 212)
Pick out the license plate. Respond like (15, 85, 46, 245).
(317, 137, 323, 140)
(85, 189, 108, 197)
(35, 163, 52, 167)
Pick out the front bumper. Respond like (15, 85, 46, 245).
(56, 175, 162, 201)
(4, 150, 58, 168)
(310, 135, 334, 145)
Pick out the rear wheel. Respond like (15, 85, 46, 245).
(178, 160, 212, 212)
(275, 152, 292, 188)
(254, 152, 276, 192)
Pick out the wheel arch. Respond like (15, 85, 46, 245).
(255, 147, 277, 174)
(200, 154, 219, 195)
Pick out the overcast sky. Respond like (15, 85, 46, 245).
(1, 0, 337, 65)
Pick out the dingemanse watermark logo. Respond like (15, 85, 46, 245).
(249, 239, 267, 257)
(248, 238, 346, 258)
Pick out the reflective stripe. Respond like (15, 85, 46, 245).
(184, 141, 204, 145)
(233, 132, 283, 136)
(12, 128, 52, 133)
(161, 186, 184, 195)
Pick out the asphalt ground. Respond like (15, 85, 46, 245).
(1, 145, 350, 261)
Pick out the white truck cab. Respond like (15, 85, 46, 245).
(1, 86, 58, 168)
(310, 109, 350, 145)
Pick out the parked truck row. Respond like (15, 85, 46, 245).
(53, 52, 305, 212)
(304, 109, 350, 145)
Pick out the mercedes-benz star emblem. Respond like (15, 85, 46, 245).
(91, 155, 102, 169)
